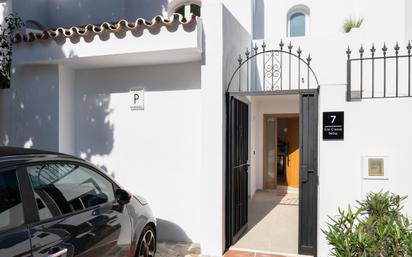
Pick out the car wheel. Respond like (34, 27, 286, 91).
(136, 225, 156, 257)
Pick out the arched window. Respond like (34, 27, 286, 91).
(287, 5, 310, 37)
(289, 12, 305, 37)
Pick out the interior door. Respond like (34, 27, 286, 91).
(286, 117, 300, 188)
(225, 95, 249, 248)
(299, 93, 319, 256)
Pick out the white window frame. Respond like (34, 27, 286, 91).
(287, 5, 311, 37)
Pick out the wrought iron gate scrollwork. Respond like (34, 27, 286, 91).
(264, 51, 282, 90)
(227, 40, 320, 93)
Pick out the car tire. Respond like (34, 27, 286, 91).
(136, 225, 156, 257)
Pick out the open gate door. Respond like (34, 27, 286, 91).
(299, 93, 319, 256)
(225, 94, 249, 249)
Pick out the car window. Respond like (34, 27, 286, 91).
(0, 170, 24, 231)
(27, 164, 115, 221)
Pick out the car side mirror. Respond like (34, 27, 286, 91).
(115, 188, 131, 205)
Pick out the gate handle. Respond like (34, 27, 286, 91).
(48, 248, 68, 257)
(233, 163, 250, 169)
(302, 169, 316, 183)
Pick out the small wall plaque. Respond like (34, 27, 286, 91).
(368, 158, 384, 177)
(130, 89, 144, 111)
(323, 111, 344, 140)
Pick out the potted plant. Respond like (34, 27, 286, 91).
(343, 17, 364, 33)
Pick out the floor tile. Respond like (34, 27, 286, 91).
(224, 250, 255, 257)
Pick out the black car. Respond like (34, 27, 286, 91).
(0, 147, 157, 257)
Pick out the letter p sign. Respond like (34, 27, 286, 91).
(130, 89, 144, 111)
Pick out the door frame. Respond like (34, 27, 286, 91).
(263, 113, 299, 190)
(225, 89, 319, 255)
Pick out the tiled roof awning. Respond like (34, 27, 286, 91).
(14, 13, 197, 43)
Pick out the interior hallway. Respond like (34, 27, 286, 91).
(232, 190, 299, 255)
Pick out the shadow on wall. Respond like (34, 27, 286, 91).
(74, 62, 200, 175)
(156, 219, 192, 242)
(75, 91, 114, 175)
(125, 0, 169, 20)
(45, 0, 170, 29)
(0, 30, 116, 176)
(0, 64, 60, 150)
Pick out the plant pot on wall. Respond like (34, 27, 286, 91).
(343, 17, 364, 33)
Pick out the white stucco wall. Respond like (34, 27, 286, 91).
(0, 65, 60, 150)
(405, 0, 412, 42)
(74, 62, 202, 243)
(9, 0, 175, 29)
(222, 0, 253, 35)
(318, 84, 412, 257)
(47, 0, 126, 28)
(13, 21, 202, 69)
(1, 61, 203, 243)
(255, 0, 407, 41)
(7, 0, 49, 27)
(199, 1, 224, 255)
(249, 95, 299, 197)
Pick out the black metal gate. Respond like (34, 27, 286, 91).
(225, 42, 320, 255)
(225, 94, 249, 248)
(299, 93, 319, 256)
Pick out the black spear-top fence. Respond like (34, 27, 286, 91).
(226, 41, 320, 93)
(347, 41, 412, 101)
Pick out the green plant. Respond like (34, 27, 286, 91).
(0, 13, 24, 88)
(323, 191, 412, 257)
(343, 17, 364, 33)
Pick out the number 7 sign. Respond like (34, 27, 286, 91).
(323, 112, 344, 140)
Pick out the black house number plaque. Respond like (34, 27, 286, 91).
(323, 112, 344, 140)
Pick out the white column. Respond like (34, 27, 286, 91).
(200, 1, 225, 256)
(58, 65, 75, 155)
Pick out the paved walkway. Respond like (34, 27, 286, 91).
(156, 191, 303, 257)
(224, 249, 288, 257)
(156, 241, 308, 257)
(233, 190, 299, 254)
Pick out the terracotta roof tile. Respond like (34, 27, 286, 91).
(14, 13, 197, 43)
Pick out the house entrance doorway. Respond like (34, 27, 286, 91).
(225, 42, 320, 256)
(263, 114, 300, 190)
(226, 92, 318, 256)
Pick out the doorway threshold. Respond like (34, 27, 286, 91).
(226, 247, 313, 257)
(263, 187, 299, 194)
